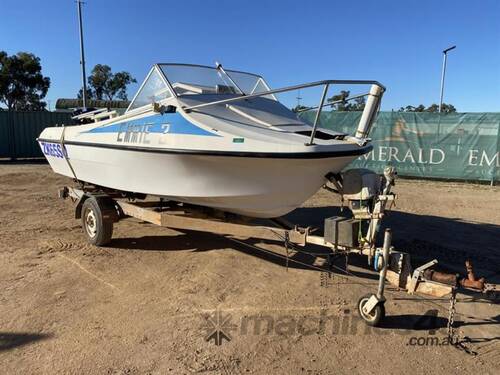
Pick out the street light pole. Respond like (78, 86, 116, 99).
(77, 0, 88, 111)
(439, 45, 456, 113)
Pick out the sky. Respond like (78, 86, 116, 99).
(1, 0, 499, 112)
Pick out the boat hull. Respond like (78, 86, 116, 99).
(40, 141, 360, 218)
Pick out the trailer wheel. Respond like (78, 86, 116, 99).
(357, 294, 385, 326)
(81, 197, 114, 246)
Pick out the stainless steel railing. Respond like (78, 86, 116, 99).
(182, 79, 385, 145)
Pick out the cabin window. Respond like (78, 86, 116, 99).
(128, 68, 172, 111)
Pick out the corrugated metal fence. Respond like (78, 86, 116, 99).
(0, 111, 74, 159)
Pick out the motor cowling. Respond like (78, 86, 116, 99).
(341, 169, 382, 219)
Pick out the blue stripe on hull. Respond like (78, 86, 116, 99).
(84, 113, 219, 137)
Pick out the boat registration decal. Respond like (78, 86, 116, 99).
(84, 113, 219, 144)
(39, 141, 67, 159)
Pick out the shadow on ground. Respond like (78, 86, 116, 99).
(109, 205, 499, 282)
(378, 312, 449, 332)
(0, 332, 52, 352)
(289, 206, 500, 283)
(99, 204, 500, 334)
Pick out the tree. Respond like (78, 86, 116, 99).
(327, 90, 366, 111)
(0, 51, 50, 111)
(398, 103, 456, 113)
(77, 87, 94, 100)
(441, 104, 457, 113)
(107, 71, 136, 100)
(84, 64, 136, 101)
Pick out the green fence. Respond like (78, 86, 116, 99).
(301, 111, 500, 182)
(0, 111, 74, 159)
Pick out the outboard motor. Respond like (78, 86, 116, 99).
(323, 166, 396, 251)
(341, 169, 382, 219)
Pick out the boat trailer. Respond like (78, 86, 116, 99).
(59, 166, 491, 328)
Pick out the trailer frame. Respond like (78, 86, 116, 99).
(58, 167, 488, 328)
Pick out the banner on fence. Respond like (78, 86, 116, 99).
(301, 111, 500, 182)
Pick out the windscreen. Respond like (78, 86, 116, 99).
(128, 68, 172, 111)
(159, 64, 274, 98)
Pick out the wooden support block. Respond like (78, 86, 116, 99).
(386, 270, 452, 297)
(118, 201, 162, 225)
(415, 281, 452, 298)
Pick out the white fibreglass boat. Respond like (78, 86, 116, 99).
(38, 63, 385, 218)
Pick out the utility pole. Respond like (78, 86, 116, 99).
(296, 89, 302, 107)
(439, 45, 456, 113)
(77, 0, 88, 110)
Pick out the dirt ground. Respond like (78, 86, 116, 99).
(1, 164, 499, 374)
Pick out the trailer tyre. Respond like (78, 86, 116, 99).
(81, 197, 114, 246)
(357, 294, 385, 326)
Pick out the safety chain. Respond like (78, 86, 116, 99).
(447, 287, 477, 356)
(446, 287, 457, 344)
(284, 231, 290, 272)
